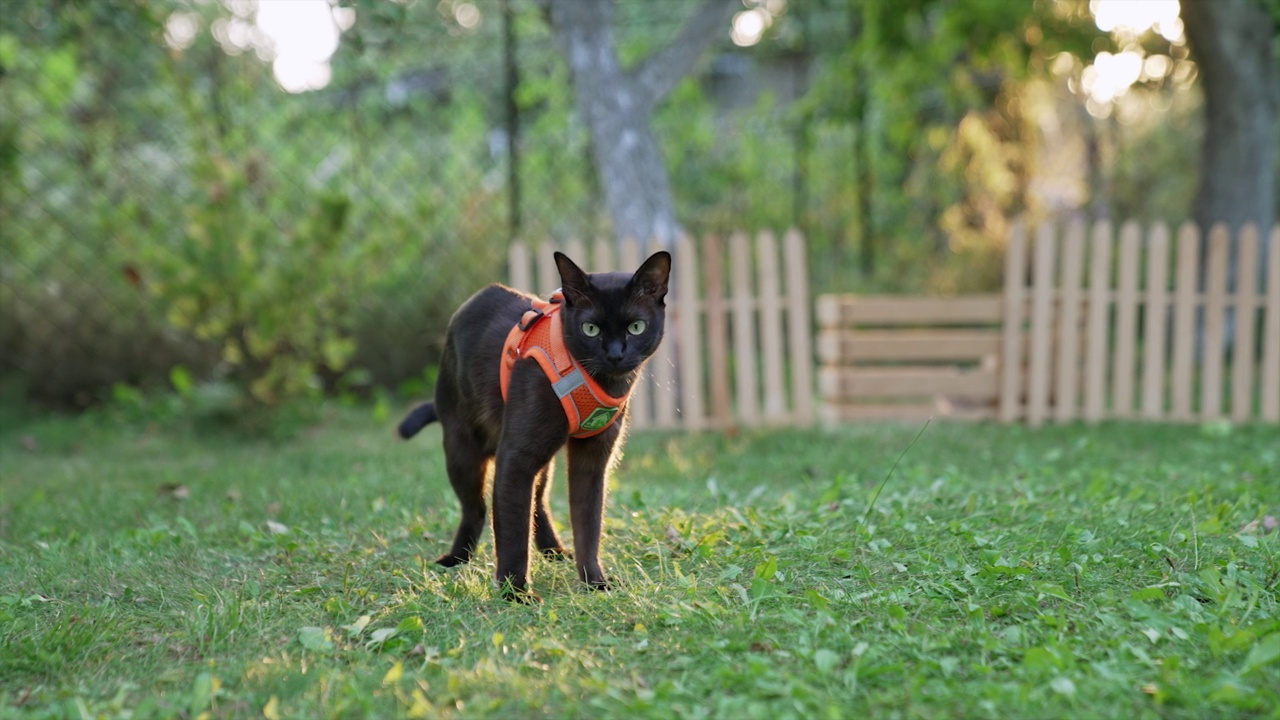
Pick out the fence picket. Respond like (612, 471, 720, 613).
(1263, 225, 1280, 422)
(1231, 225, 1259, 421)
(1027, 223, 1056, 426)
(1201, 224, 1229, 420)
(510, 241, 532, 293)
(1084, 220, 1113, 422)
(1055, 218, 1086, 422)
(1112, 221, 1141, 417)
(784, 229, 815, 425)
(592, 237, 614, 274)
(536, 241, 559, 297)
(649, 235, 678, 427)
(675, 235, 706, 429)
(999, 221, 1028, 422)
(703, 234, 732, 427)
(1171, 223, 1199, 421)
(617, 238, 650, 428)
(1141, 223, 1170, 418)
(729, 232, 760, 425)
(563, 238, 587, 272)
(756, 232, 787, 421)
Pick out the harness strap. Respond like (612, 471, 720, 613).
(500, 291, 628, 438)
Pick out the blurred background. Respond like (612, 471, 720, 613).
(0, 0, 1276, 414)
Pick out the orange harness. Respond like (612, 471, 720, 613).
(500, 291, 628, 438)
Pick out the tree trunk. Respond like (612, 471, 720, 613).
(1181, 0, 1277, 352)
(1180, 0, 1279, 236)
(539, 0, 736, 246)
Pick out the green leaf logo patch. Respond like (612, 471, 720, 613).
(580, 407, 618, 431)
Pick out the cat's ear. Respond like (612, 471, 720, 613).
(554, 252, 592, 305)
(630, 251, 671, 302)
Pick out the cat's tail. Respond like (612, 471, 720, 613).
(397, 402, 438, 439)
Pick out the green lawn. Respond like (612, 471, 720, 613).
(1, 404, 1278, 719)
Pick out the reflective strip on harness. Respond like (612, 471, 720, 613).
(499, 291, 629, 438)
(552, 368, 586, 398)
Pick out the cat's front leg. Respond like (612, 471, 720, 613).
(566, 420, 624, 591)
(491, 444, 551, 602)
(493, 363, 568, 602)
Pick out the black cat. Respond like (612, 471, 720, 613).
(398, 251, 671, 601)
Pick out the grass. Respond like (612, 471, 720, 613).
(1, 402, 1278, 719)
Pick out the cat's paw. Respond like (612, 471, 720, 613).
(539, 546, 573, 561)
(578, 564, 612, 591)
(584, 577, 614, 593)
(435, 553, 470, 568)
(498, 579, 542, 604)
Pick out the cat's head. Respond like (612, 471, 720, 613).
(553, 250, 671, 378)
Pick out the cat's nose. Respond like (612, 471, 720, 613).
(605, 341, 625, 366)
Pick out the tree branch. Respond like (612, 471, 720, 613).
(631, 0, 737, 106)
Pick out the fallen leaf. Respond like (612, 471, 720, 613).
(122, 265, 143, 287)
(664, 525, 686, 546)
(266, 521, 289, 535)
(1240, 516, 1278, 536)
(406, 689, 432, 719)
(262, 695, 281, 720)
(297, 626, 333, 652)
(158, 484, 190, 500)
(343, 615, 372, 637)
(813, 648, 840, 674)
(366, 627, 398, 649)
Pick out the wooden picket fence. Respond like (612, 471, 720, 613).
(509, 232, 815, 430)
(1001, 220, 1280, 425)
(819, 220, 1280, 425)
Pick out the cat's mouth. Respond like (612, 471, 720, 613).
(579, 356, 639, 378)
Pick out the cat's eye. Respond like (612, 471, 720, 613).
(581, 322, 601, 337)
(627, 320, 647, 336)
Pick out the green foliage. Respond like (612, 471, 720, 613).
(0, 0, 510, 408)
(0, 0, 1222, 407)
(0, 3, 218, 406)
(1109, 89, 1203, 224)
(139, 138, 360, 403)
(791, 0, 1128, 293)
(2, 410, 1279, 717)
